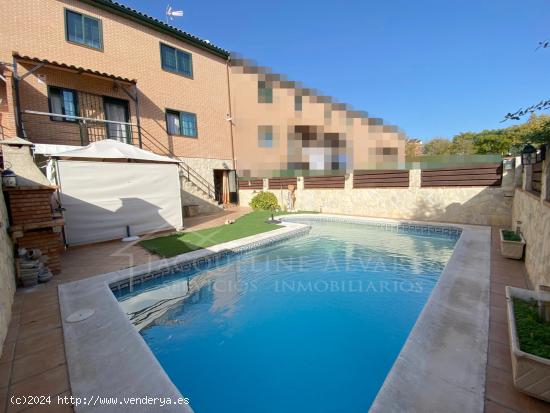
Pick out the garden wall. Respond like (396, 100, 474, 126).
(239, 166, 515, 227)
(0, 190, 15, 357)
(512, 158, 550, 289)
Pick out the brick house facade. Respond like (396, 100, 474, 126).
(0, 0, 234, 179)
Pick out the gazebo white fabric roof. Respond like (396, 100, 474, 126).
(52, 140, 178, 163)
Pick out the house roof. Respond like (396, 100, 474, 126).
(14, 54, 137, 84)
(82, 0, 230, 59)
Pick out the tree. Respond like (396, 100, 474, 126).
(423, 138, 452, 155)
(405, 139, 422, 158)
(522, 113, 550, 146)
(472, 130, 513, 155)
(450, 133, 475, 155)
(503, 40, 550, 121)
(452, 114, 550, 155)
(414, 115, 550, 158)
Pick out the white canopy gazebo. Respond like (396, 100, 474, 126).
(48, 140, 183, 245)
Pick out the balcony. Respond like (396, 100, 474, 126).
(21, 110, 141, 147)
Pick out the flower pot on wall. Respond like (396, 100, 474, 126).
(500, 229, 525, 259)
(506, 287, 550, 402)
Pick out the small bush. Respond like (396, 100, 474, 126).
(514, 298, 550, 359)
(250, 191, 279, 211)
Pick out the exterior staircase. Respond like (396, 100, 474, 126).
(139, 132, 225, 217)
(179, 169, 223, 216)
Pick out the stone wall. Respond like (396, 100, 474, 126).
(239, 168, 514, 226)
(0, 190, 15, 357)
(512, 158, 550, 289)
(180, 157, 234, 188)
(179, 157, 234, 215)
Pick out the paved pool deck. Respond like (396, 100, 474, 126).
(0, 215, 549, 412)
(484, 229, 550, 413)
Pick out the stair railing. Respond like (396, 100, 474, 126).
(138, 127, 216, 200)
(178, 163, 215, 199)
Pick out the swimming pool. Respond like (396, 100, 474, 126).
(116, 219, 459, 413)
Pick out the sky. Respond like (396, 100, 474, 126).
(124, 0, 550, 141)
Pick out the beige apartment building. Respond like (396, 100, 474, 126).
(0, 0, 406, 208)
(230, 59, 406, 178)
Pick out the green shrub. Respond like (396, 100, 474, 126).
(250, 191, 279, 211)
(502, 229, 522, 242)
(514, 298, 550, 359)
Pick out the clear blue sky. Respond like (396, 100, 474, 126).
(125, 0, 550, 141)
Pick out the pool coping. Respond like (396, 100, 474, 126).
(58, 215, 490, 412)
(282, 214, 490, 412)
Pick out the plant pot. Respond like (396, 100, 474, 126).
(500, 229, 525, 259)
(505, 287, 550, 402)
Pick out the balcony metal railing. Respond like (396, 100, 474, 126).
(22, 110, 140, 147)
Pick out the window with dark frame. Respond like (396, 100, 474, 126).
(48, 87, 78, 122)
(258, 81, 273, 103)
(166, 110, 198, 137)
(65, 9, 102, 50)
(160, 43, 193, 77)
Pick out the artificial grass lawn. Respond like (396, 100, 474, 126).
(140, 211, 313, 258)
(513, 298, 550, 359)
(502, 229, 522, 242)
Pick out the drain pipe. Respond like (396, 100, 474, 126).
(225, 57, 236, 171)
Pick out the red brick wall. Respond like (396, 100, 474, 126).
(5, 189, 53, 224)
(1, 0, 233, 160)
(5, 187, 62, 274)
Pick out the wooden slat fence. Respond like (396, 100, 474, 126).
(353, 170, 409, 188)
(239, 179, 263, 190)
(421, 163, 502, 187)
(303, 175, 345, 189)
(268, 177, 298, 190)
(532, 162, 543, 194)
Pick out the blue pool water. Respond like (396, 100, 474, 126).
(116, 220, 458, 413)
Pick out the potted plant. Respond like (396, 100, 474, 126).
(505, 286, 550, 402)
(500, 229, 525, 259)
